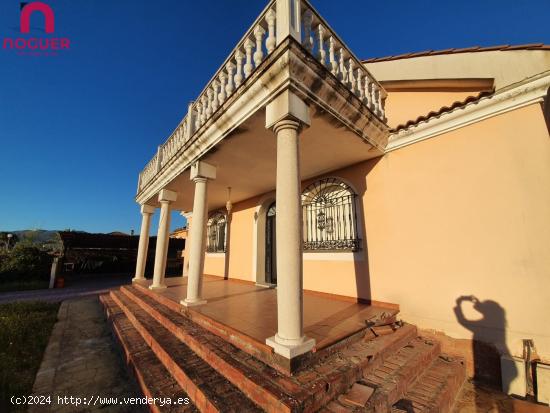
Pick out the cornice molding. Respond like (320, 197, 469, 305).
(386, 71, 550, 152)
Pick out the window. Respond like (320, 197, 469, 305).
(206, 211, 227, 253)
(302, 178, 360, 251)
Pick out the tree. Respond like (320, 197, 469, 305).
(0, 243, 51, 281)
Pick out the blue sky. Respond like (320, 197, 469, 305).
(1, 0, 549, 235)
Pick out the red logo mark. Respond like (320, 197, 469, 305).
(3, 2, 70, 55)
(20, 2, 55, 34)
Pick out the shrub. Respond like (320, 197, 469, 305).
(0, 243, 51, 282)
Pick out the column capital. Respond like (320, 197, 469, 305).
(190, 160, 216, 181)
(271, 118, 302, 135)
(140, 204, 156, 214)
(140, 204, 156, 215)
(158, 189, 177, 203)
(265, 90, 310, 131)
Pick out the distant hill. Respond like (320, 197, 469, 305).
(13, 230, 60, 244)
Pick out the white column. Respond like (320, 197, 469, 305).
(265, 90, 315, 359)
(182, 161, 216, 306)
(149, 189, 177, 290)
(133, 204, 155, 282)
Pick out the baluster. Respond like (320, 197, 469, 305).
(200, 95, 208, 124)
(181, 122, 187, 144)
(226, 62, 235, 95)
(218, 73, 227, 105)
(339, 48, 347, 83)
(316, 24, 326, 65)
(329, 36, 338, 76)
(234, 50, 244, 87)
(265, 9, 276, 54)
(381, 94, 387, 120)
(205, 89, 213, 118)
(253, 26, 265, 67)
(211, 81, 219, 112)
(302, 9, 314, 53)
(188, 102, 197, 135)
(370, 83, 377, 113)
(374, 86, 382, 117)
(194, 102, 201, 129)
(356, 69, 364, 99)
(243, 38, 254, 77)
(348, 59, 355, 91)
(363, 78, 371, 106)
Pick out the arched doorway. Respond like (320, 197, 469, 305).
(265, 202, 277, 284)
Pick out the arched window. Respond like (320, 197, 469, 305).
(302, 178, 360, 251)
(206, 211, 227, 253)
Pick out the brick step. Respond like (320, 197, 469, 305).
(391, 355, 466, 413)
(119, 285, 304, 412)
(99, 294, 198, 413)
(118, 284, 418, 412)
(110, 290, 263, 413)
(130, 282, 399, 374)
(362, 337, 442, 412)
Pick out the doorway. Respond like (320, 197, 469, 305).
(265, 202, 277, 285)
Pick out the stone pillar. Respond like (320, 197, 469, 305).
(182, 161, 216, 306)
(149, 189, 177, 290)
(265, 90, 315, 359)
(133, 204, 156, 282)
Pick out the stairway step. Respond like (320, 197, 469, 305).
(100, 294, 198, 413)
(121, 284, 419, 412)
(363, 337, 441, 412)
(392, 355, 466, 412)
(110, 290, 264, 413)
(119, 285, 304, 412)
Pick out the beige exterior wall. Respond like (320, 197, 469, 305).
(366, 50, 550, 90)
(203, 102, 550, 361)
(366, 103, 550, 360)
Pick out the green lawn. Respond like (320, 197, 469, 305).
(0, 301, 59, 412)
(0, 280, 49, 293)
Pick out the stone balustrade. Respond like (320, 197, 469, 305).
(138, 1, 277, 192)
(300, 0, 387, 120)
(137, 0, 387, 193)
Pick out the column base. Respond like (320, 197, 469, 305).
(148, 284, 167, 291)
(132, 277, 145, 283)
(266, 334, 316, 359)
(180, 298, 207, 307)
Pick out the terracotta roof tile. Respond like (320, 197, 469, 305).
(362, 43, 550, 63)
(391, 90, 494, 132)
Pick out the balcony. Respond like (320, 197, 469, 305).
(135, 0, 389, 210)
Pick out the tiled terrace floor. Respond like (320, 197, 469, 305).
(136, 275, 396, 350)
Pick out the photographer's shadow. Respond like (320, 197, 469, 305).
(454, 295, 517, 406)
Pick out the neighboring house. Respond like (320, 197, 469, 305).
(126, 0, 550, 403)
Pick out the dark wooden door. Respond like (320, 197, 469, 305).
(265, 202, 277, 284)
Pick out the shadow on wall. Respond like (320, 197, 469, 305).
(454, 295, 517, 402)
(353, 158, 381, 303)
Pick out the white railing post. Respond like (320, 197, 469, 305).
(276, 0, 301, 45)
(156, 146, 163, 173)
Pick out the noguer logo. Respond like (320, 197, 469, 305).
(3, 2, 70, 55)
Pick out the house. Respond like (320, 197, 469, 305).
(102, 1, 550, 410)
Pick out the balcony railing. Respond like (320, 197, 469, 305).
(138, 0, 386, 193)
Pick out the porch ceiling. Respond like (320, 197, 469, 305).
(146, 106, 381, 212)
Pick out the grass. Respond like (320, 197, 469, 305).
(0, 279, 49, 293)
(0, 301, 60, 412)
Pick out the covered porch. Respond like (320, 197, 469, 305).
(131, 0, 390, 364)
(132, 274, 398, 371)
